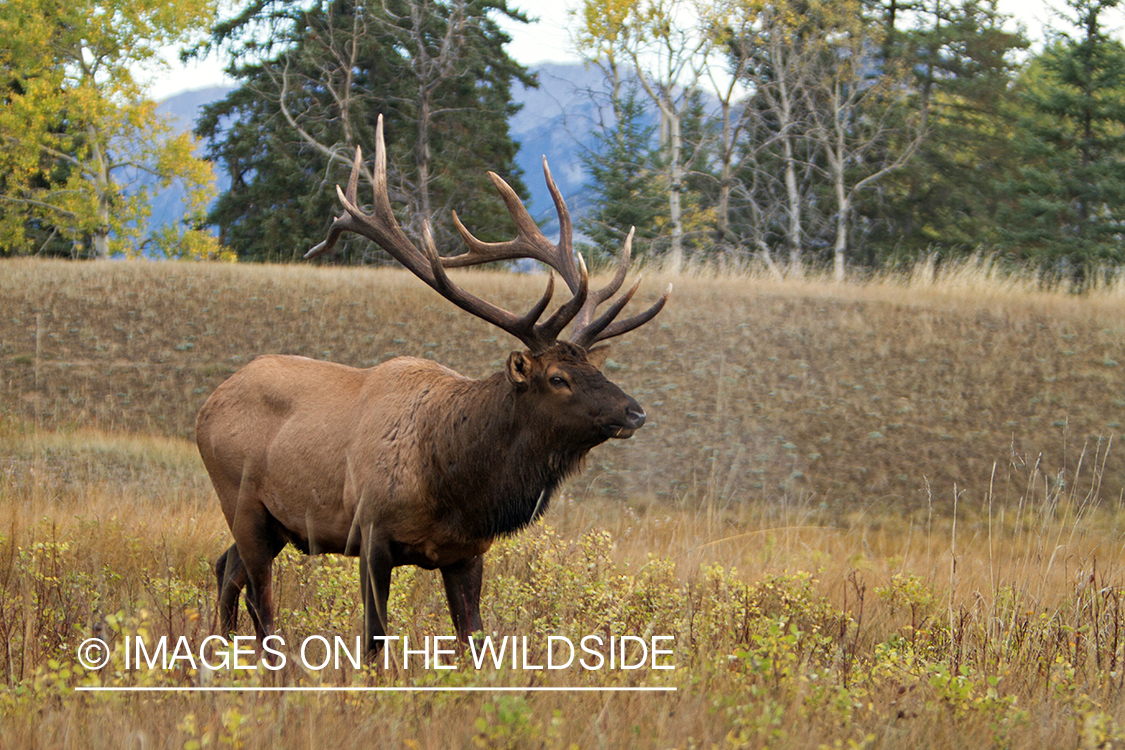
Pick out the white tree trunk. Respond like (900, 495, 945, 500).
(88, 123, 111, 259)
(833, 194, 848, 283)
(717, 99, 732, 251)
(832, 117, 848, 283)
(667, 104, 684, 274)
(784, 137, 802, 272)
(777, 73, 802, 273)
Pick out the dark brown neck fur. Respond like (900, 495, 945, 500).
(421, 371, 598, 541)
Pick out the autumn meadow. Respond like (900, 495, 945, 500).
(3, 256, 1125, 748)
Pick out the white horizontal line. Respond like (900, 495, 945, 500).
(76, 685, 675, 693)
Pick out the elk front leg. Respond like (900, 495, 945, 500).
(361, 535, 394, 656)
(440, 555, 484, 642)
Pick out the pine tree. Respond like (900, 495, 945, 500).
(857, 0, 1028, 266)
(196, 0, 534, 263)
(578, 78, 666, 265)
(998, 0, 1125, 278)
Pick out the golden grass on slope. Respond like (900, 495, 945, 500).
(8, 256, 1122, 512)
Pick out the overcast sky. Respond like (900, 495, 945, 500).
(145, 0, 1062, 100)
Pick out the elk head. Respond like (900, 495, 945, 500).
(506, 340, 647, 450)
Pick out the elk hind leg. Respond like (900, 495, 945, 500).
(232, 508, 287, 645)
(360, 536, 394, 657)
(440, 555, 484, 642)
(215, 544, 247, 635)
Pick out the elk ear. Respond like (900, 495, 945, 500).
(506, 351, 533, 389)
(585, 345, 611, 369)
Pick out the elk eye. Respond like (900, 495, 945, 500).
(549, 376, 568, 388)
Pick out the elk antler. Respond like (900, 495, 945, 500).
(443, 157, 582, 293)
(568, 228, 671, 349)
(441, 157, 671, 350)
(307, 114, 669, 353)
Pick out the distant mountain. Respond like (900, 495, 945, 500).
(149, 65, 614, 242)
(157, 86, 235, 132)
(146, 87, 234, 236)
(508, 63, 613, 235)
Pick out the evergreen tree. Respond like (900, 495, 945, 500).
(857, 0, 1028, 266)
(578, 78, 666, 265)
(998, 0, 1125, 278)
(196, 0, 534, 263)
(676, 87, 721, 259)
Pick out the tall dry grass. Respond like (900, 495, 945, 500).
(3, 417, 1125, 747)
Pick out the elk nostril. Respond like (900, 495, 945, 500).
(627, 408, 646, 428)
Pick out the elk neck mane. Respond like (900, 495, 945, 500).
(420, 367, 592, 541)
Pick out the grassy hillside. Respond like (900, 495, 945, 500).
(4, 258, 1125, 512)
(4, 258, 1125, 747)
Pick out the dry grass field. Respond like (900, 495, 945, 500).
(2, 257, 1125, 747)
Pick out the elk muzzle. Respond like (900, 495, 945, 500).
(603, 400, 647, 440)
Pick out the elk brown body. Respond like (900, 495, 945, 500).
(196, 116, 669, 654)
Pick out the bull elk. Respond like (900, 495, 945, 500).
(196, 115, 670, 656)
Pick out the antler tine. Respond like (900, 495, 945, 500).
(575, 274, 643, 345)
(346, 145, 362, 205)
(542, 157, 575, 283)
(305, 146, 367, 260)
(444, 158, 582, 294)
(306, 114, 577, 353)
(572, 283, 672, 350)
(568, 228, 672, 350)
(572, 227, 634, 331)
(537, 252, 589, 342)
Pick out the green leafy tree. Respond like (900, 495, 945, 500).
(0, 0, 221, 259)
(574, 0, 715, 272)
(196, 0, 534, 263)
(998, 0, 1125, 278)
